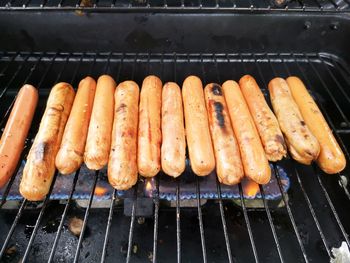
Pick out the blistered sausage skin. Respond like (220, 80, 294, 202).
(204, 83, 243, 185)
(287, 76, 346, 173)
(84, 75, 116, 170)
(19, 83, 75, 201)
(222, 80, 271, 185)
(108, 81, 139, 190)
(137, 75, 162, 177)
(56, 77, 96, 174)
(182, 76, 215, 176)
(239, 75, 287, 162)
(268, 77, 320, 165)
(161, 82, 186, 177)
(0, 85, 38, 188)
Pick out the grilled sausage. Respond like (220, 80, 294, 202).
(204, 83, 243, 184)
(19, 83, 75, 201)
(84, 75, 116, 170)
(0, 85, 38, 188)
(239, 75, 287, 161)
(182, 76, 215, 176)
(268, 78, 320, 165)
(137, 75, 162, 177)
(108, 81, 139, 190)
(287, 76, 346, 173)
(56, 77, 96, 175)
(222, 80, 271, 184)
(161, 82, 186, 177)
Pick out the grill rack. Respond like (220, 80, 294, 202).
(0, 0, 349, 11)
(0, 52, 350, 262)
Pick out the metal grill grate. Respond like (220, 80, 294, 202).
(0, 52, 350, 262)
(0, 0, 349, 11)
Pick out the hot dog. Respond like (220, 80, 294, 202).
(84, 75, 116, 170)
(0, 85, 38, 188)
(287, 76, 346, 173)
(19, 83, 75, 201)
(204, 83, 243, 185)
(137, 75, 162, 178)
(161, 82, 186, 177)
(108, 81, 139, 190)
(182, 76, 215, 176)
(268, 78, 320, 165)
(239, 75, 287, 162)
(55, 77, 96, 175)
(222, 80, 271, 185)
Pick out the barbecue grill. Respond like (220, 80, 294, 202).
(1, 1, 350, 262)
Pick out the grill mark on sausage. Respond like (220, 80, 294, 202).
(117, 103, 127, 113)
(213, 101, 225, 128)
(35, 141, 49, 161)
(211, 84, 222, 96)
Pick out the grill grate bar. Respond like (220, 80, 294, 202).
(273, 166, 309, 263)
(196, 176, 208, 263)
(238, 183, 259, 263)
(152, 177, 160, 263)
(126, 183, 138, 263)
(100, 189, 117, 263)
(22, 173, 58, 262)
(0, 199, 27, 259)
(216, 180, 233, 263)
(48, 170, 80, 263)
(73, 170, 99, 263)
(259, 185, 285, 262)
(176, 178, 181, 263)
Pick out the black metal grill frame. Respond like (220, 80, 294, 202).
(0, 51, 350, 262)
(0, 0, 349, 12)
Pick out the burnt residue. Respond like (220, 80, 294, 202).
(117, 103, 127, 113)
(300, 120, 306, 126)
(213, 102, 225, 128)
(211, 84, 222, 96)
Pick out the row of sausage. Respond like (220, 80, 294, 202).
(0, 74, 345, 201)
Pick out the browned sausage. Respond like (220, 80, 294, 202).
(84, 75, 116, 170)
(137, 75, 162, 177)
(222, 80, 271, 184)
(182, 76, 215, 176)
(161, 82, 186, 177)
(204, 83, 243, 185)
(108, 81, 139, 190)
(287, 76, 346, 173)
(239, 75, 287, 161)
(19, 83, 75, 201)
(268, 77, 320, 164)
(0, 85, 38, 188)
(55, 76, 96, 174)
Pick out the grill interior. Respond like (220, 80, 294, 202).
(0, 52, 350, 262)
